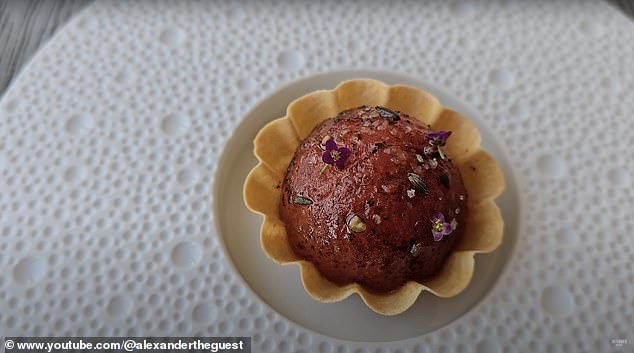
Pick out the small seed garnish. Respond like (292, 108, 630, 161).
(407, 189, 416, 198)
(428, 158, 438, 169)
(459, 194, 465, 201)
(455, 207, 461, 215)
(408, 173, 429, 194)
(410, 243, 423, 257)
(439, 174, 450, 188)
(416, 154, 426, 164)
(375, 106, 400, 122)
(371, 142, 386, 154)
(293, 196, 313, 205)
(346, 215, 367, 233)
(320, 135, 331, 149)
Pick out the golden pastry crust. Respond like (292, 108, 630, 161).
(244, 79, 505, 315)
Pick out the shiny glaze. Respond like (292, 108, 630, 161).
(280, 106, 468, 292)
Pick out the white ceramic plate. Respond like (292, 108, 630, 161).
(215, 69, 520, 341)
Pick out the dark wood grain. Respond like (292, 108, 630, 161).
(0, 0, 632, 96)
(609, 0, 634, 17)
(0, 0, 92, 94)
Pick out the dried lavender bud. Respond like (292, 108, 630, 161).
(408, 173, 429, 194)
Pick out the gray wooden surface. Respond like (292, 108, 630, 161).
(0, 0, 92, 94)
(0, 0, 633, 97)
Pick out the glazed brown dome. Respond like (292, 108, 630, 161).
(279, 106, 468, 291)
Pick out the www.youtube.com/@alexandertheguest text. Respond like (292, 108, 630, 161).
(3, 337, 251, 353)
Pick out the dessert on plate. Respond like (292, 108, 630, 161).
(244, 79, 504, 315)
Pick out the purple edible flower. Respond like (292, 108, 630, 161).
(426, 131, 452, 146)
(431, 212, 454, 241)
(322, 139, 351, 171)
(425, 130, 452, 160)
